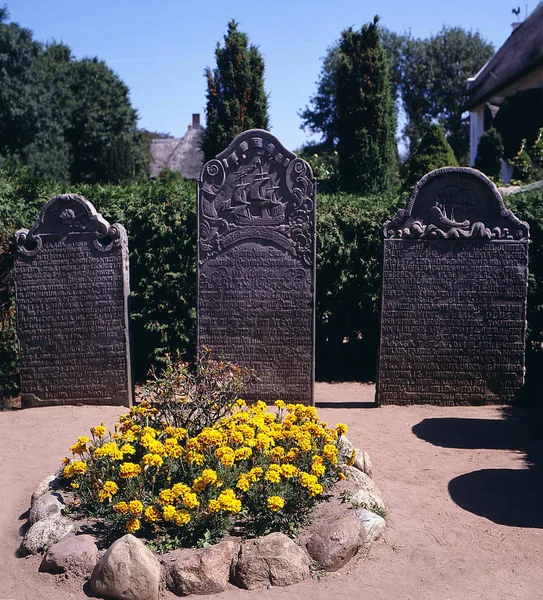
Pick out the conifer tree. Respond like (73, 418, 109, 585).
(335, 17, 398, 193)
(203, 20, 269, 161)
(404, 123, 458, 188)
(474, 128, 503, 180)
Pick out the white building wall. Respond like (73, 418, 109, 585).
(469, 106, 485, 166)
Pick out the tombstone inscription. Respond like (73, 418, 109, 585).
(15, 194, 132, 407)
(377, 167, 529, 405)
(197, 130, 316, 404)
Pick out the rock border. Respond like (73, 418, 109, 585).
(20, 437, 386, 599)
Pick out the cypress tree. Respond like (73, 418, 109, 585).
(404, 123, 458, 188)
(336, 17, 398, 193)
(474, 128, 503, 179)
(203, 20, 269, 161)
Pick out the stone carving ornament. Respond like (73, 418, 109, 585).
(198, 131, 315, 266)
(384, 167, 529, 241)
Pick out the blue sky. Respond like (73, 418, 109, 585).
(8, 0, 537, 151)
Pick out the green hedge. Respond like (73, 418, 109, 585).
(1, 169, 543, 400)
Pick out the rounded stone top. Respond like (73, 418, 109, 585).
(383, 167, 529, 240)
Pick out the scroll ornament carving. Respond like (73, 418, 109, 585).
(15, 194, 126, 256)
(383, 168, 529, 241)
(199, 137, 315, 265)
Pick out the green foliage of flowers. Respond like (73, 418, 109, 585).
(61, 353, 349, 547)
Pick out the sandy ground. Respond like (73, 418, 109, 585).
(1, 382, 542, 600)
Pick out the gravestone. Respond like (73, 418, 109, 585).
(15, 194, 132, 407)
(197, 130, 316, 404)
(377, 167, 529, 405)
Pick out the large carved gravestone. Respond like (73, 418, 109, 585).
(15, 194, 132, 407)
(198, 130, 316, 404)
(377, 167, 529, 405)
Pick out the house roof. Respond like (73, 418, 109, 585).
(466, 1, 543, 110)
(149, 124, 204, 180)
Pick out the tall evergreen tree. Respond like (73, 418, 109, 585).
(335, 17, 398, 193)
(203, 20, 269, 161)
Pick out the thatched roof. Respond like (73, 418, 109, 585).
(149, 123, 204, 180)
(466, 1, 543, 110)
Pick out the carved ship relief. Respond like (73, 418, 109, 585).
(198, 131, 315, 265)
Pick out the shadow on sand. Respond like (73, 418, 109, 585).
(412, 407, 543, 528)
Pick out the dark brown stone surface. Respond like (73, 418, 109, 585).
(15, 194, 132, 407)
(197, 130, 316, 404)
(377, 168, 530, 405)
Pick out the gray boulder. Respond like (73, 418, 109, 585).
(353, 449, 373, 478)
(20, 515, 75, 555)
(29, 493, 63, 525)
(354, 509, 386, 544)
(234, 532, 311, 590)
(306, 515, 365, 571)
(343, 466, 385, 510)
(40, 534, 99, 577)
(90, 534, 161, 600)
(31, 475, 60, 506)
(164, 539, 240, 595)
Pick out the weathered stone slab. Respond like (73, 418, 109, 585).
(15, 194, 132, 407)
(377, 167, 529, 405)
(197, 130, 316, 404)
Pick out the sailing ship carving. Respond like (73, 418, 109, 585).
(221, 157, 287, 225)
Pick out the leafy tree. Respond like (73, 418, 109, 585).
(301, 25, 493, 164)
(404, 124, 458, 188)
(510, 140, 532, 183)
(474, 128, 503, 179)
(203, 20, 269, 161)
(335, 17, 398, 193)
(0, 10, 147, 183)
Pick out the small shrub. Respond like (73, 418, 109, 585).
(60, 352, 349, 548)
(404, 124, 458, 189)
(510, 140, 533, 183)
(474, 128, 503, 179)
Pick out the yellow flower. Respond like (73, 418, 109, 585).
(94, 442, 123, 461)
(269, 446, 285, 461)
(183, 492, 200, 509)
(281, 464, 299, 478)
(69, 437, 89, 455)
(236, 474, 251, 492)
(126, 518, 140, 533)
(172, 483, 191, 498)
(174, 509, 191, 526)
(264, 468, 281, 483)
(119, 462, 141, 479)
(120, 443, 135, 456)
(308, 483, 324, 497)
(163, 505, 176, 521)
(91, 425, 107, 437)
(201, 469, 218, 485)
(217, 489, 242, 514)
(338, 472, 347, 480)
(129, 500, 143, 516)
(311, 462, 326, 476)
(248, 467, 263, 482)
(323, 444, 338, 464)
(113, 501, 129, 515)
(158, 489, 176, 505)
(208, 499, 221, 513)
(267, 496, 285, 512)
(186, 450, 205, 465)
(274, 399, 286, 409)
(63, 460, 87, 478)
(144, 506, 159, 522)
(215, 447, 235, 467)
(336, 423, 348, 436)
(143, 453, 163, 468)
(70, 482, 79, 489)
(235, 446, 252, 460)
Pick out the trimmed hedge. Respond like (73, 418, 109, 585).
(1, 169, 543, 401)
